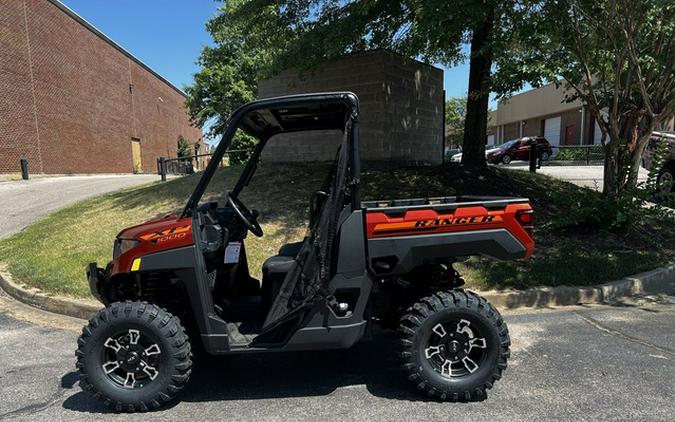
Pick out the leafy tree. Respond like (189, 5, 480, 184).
(496, 0, 675, 196)
(184, 0, 292, 159)
(188, 0, 534, 167)
(445, 97, 467, 148)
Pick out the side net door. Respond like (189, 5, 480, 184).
(253, 121, 352, 344)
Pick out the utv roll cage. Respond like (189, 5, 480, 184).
(182, 92, 362, 217)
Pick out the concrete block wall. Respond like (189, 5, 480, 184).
(258, 50, 443, 165)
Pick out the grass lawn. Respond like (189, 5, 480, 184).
(1, 163, 673, 298)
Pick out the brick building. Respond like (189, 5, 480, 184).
(487, 82, 674, 146)
(0, 0, 201, 174)
(258, 50, 444, 165)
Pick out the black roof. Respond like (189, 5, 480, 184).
(235, 92, 359, 138)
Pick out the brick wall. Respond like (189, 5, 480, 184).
(0, 0, 201, 174)
(258, 50, 444, 165)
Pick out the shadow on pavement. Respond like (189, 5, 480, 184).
(62, 330, 434, 414)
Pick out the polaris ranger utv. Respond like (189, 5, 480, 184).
(78, 92, 534, 411)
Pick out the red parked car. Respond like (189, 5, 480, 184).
(486, 136, 553, 164)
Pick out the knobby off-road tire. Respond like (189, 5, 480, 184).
(399, 290, 510, 401)
(657, 164, 674, 193)
(76, 301, 192, 412)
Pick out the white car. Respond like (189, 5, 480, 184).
(450, 148, 500, 163)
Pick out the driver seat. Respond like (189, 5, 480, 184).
(260, 240, 304, 316)
(262, 240, 303, 275)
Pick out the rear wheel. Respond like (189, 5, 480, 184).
(657, 165, 674, 193)
(540, 151, 550, 161)
(76, 302, 192, 412)
(398, 290, 510, 401)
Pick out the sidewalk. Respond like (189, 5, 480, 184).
(0, 174, 164, 238)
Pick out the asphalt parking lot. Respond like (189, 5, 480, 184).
(0, 288, 673, 422)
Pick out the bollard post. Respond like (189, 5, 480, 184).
(159, 157, 167, 182)
(586, 147, 590, 165)
(20, 158, 29, 180)
(528, 141, 538, 173)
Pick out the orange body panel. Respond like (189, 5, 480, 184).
(111, 215, 194, 276)
(366, 203, 534, 258)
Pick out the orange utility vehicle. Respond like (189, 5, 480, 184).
(78, 93, 534, 411)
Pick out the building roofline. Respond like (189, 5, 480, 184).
(48, 0, 187, 98)
(359, 48, 444, 73)
(498, 79, 565, 105)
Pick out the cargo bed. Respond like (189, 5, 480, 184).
(363, 195, 534, 276)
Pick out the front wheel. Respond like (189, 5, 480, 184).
(76, 302, 192, 412)
(399, 290, 510, 401)
(501, 154, 512, 164)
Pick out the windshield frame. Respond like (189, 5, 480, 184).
(180, 92, 361, 218)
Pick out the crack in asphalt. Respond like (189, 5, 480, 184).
(0, 372, 74, 420)
(0, 388, 66, 420)
(574, 310, 675, 357)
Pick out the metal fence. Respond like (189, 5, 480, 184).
(156, 149, 251, 181)
(528, 144, 604, 173)
(552, 145, 604, 164)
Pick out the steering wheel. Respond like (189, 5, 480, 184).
(226, 192, 263, 237)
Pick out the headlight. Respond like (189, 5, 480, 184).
(114, 239, 140, 258)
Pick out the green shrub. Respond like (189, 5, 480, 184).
(555, 145, 604, 161)
(228, 131, 257, 164)
(177, 135, 192, 158)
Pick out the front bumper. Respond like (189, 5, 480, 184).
(86, 262, 106, 303)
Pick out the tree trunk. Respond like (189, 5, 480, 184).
(626, 134, 648, 189)
(626, 115, 654, 189)
(603, 138, 620, 197)
(461, 9, 494, 167)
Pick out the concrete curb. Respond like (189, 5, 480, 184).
(1, 263, 674, 320)
(480, 262, 675, 309)
(0, 268, 101, 320)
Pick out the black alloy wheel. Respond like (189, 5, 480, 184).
(77, 301, 192, 412)
(100, 328, 162, 390)
(657, 166, 674, 193)
(399, 290, 510, 401)
(423, 319, 489, 379)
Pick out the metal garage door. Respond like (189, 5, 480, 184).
(544, 116, 561, 146)
(486, 134, 495, 146)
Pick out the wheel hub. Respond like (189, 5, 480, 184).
(659, 171, 673, 193)
(441, 337, 469, 361)
(101, 329, 161, 389)
(424, 319, 488, 378)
